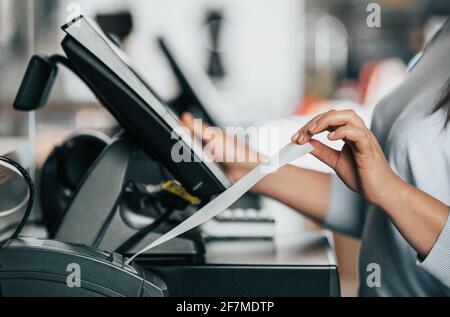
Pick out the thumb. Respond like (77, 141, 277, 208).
(309, 139, 339, 170)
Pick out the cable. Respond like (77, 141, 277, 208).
(117, 178, 198, 254)
(0, 156, 35, 249)
(115, 203, 174, 254)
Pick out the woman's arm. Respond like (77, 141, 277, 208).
(180, 113, 331, 223)
(380, 178, 449, 258)
(253, 165, 331, 223)
(293, 109, 450, 258)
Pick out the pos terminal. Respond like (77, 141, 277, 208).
(2, 15, 340, 297)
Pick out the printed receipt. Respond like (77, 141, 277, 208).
(125, 142, 313, 264)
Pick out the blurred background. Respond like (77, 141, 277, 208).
(1, 0, 449, 296)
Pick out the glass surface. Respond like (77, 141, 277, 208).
(0, 160, 29, 218)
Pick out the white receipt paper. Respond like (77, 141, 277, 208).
(125, 142, 313, 265)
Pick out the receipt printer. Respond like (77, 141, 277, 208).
(0, 238, 168, 297)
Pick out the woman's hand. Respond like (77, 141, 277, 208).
(292, 109, 402, 208)
(180, 113, 265, 182)
(292, 109, 450, 258)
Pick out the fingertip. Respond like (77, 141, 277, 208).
(292, 133, 299, 143)
(309, 139, 325, 158)
(181, 112, 193, 121)
(328, 132, 336, 140)
(308, 139, 320, 154)
(308, 122, 318, 133)
(297, 133, 305, 144)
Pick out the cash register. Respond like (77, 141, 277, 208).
(1, 15, 340, 296)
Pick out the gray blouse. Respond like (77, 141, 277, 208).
(324, 21, 450, 296)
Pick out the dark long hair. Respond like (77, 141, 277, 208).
(434, 81, 450, 127)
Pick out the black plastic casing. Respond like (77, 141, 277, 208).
(60, 35, 227, 198)
(13, 56, 57, 111)
(0, 238, 168, 297)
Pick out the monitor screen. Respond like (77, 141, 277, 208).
(158, 37, 216, 125)
(61, 16, 230, 197)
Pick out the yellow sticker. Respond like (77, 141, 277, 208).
(162, 181, 200, 205)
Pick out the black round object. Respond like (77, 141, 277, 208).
(40, 133, 109, 235)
